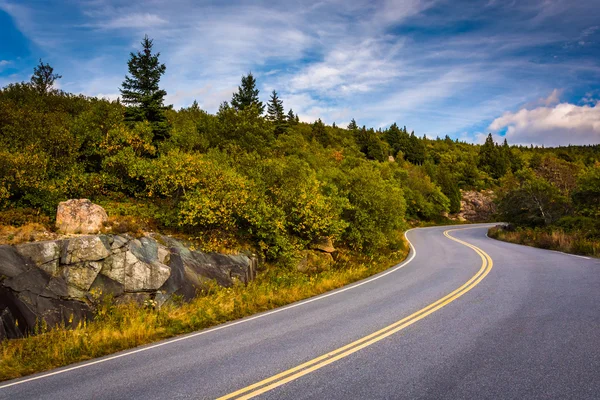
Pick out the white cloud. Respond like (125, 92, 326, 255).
(0, 60, 11, 71)
(99, 13, 167, 29)
(489, 102, 600, 146)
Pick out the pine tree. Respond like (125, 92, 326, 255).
(31, 59, 61, 94)
(478, 133, 508, 178)
(385, 123, 402, 155)
(267, 90, 284, 120)
(267, 90, 287, 135)
(287, 109, 298, 126)
(348, 118, 358, 130)
(312, 118, 328, 145)
(231, 73, 264, 113)
(120, 35, 169, 142)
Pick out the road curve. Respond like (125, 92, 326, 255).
(1, 224, 599, 399)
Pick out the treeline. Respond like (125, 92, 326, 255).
(1, 36, 599, 262)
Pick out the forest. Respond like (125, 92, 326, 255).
(1, 36, 600, 262)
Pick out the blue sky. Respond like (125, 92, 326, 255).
(1, 0, 599, 146)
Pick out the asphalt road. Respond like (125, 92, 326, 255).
(1, 224, 599, 399)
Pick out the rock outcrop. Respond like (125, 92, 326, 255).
(457, 190, 496, 222)
(56, 199, 108, 234)
(297, 237, 337, 273)
(0, 234, 256, 340)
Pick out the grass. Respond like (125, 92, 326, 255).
(488, 226, 599, 257)
(0, 246, 408, 382)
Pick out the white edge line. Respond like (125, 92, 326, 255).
(1, 227, 444, 390)
(550, 250, 591, 260)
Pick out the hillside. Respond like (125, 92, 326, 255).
(1, 74, 600, 262)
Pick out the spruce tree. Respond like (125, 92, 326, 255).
(31, 59, 61, 94)
(287, 109, 297, 126)
(231, 73, 264, 113)
(348, 118, 358, 130)
(266, 90, 287, 136)
(120, 35, 169, 142)
(312, 118, 328, 145)
(385, 123, 402, 155)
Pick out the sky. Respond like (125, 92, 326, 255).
(1, 0, 599, 146)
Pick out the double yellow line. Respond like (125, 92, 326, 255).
(218, 227, 493, 400)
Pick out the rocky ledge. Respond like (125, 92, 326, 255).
(0, 234, 257, 340)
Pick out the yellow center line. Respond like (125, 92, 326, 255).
(217, 227, 493, 400)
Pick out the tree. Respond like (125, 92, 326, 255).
(478, 133, 507, 179)
(497, 170, 568, 226)
(231, 73, 264, 113)
(347, 118, 358, 131)
(267, 90, 286, 135)
(312, 118, 329, 146)
(31, 59, 61, 94)
(120, 35, 169, 143)
(287, 109, 298, 126)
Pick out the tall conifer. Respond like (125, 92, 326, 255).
(120, 35, 169, 142)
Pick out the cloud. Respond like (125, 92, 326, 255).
(287, 38, 404, 95)
(489, 101, 600, 146)
(2, 0, 600, 144)
(0, 60, 11, 71)
(97, 13, 167, 29)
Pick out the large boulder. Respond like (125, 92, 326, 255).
(56, 199, 108, 234)
(0, 232, 257, 340)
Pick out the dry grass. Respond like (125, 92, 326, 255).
(0, 246, 408, 382)
(0, 223, 57, 245)
(488, 226, 599, 257)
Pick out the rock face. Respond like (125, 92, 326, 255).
(310, 237, 336, 254)
(457, 190, 496, 222)
(0, 234, 256, 340)
(56, 199, 108, 234)
(298, 237, 337, 273)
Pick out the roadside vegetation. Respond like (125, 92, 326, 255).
(1, 35, 599, 378)
(491, 148, 600, 257)
(0, 250, 405, 381)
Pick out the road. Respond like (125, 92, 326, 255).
(1, 224, 599, 399)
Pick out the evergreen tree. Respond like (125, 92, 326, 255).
(478, 133, 508, 178)
(384, 123, 402, 155)
(267, 90, 286, 135)
(31, 59, 61, 94)
(348, 118, 358, 130)
(406, 131, 426, 165)
(287, 109, 296, 124)
(231, 73, 264, 113)
(312, 118, 328, 145)
(120, 35, 169, 143)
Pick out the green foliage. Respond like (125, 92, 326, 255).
(120, 35, 169, 143)
(231, 73, 264, 113)
(402, 166, 450, 220)
(342, 163, 406, 252)
(31, 59, 61, 94)
(4, 54, 599, 264)
(267, 91, 287, 135)
(496, 169, 569, 226)
(572, 164, 600, 217)
(478, 133, 508, 179)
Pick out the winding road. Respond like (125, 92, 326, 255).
(1, 224, 599, 399)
